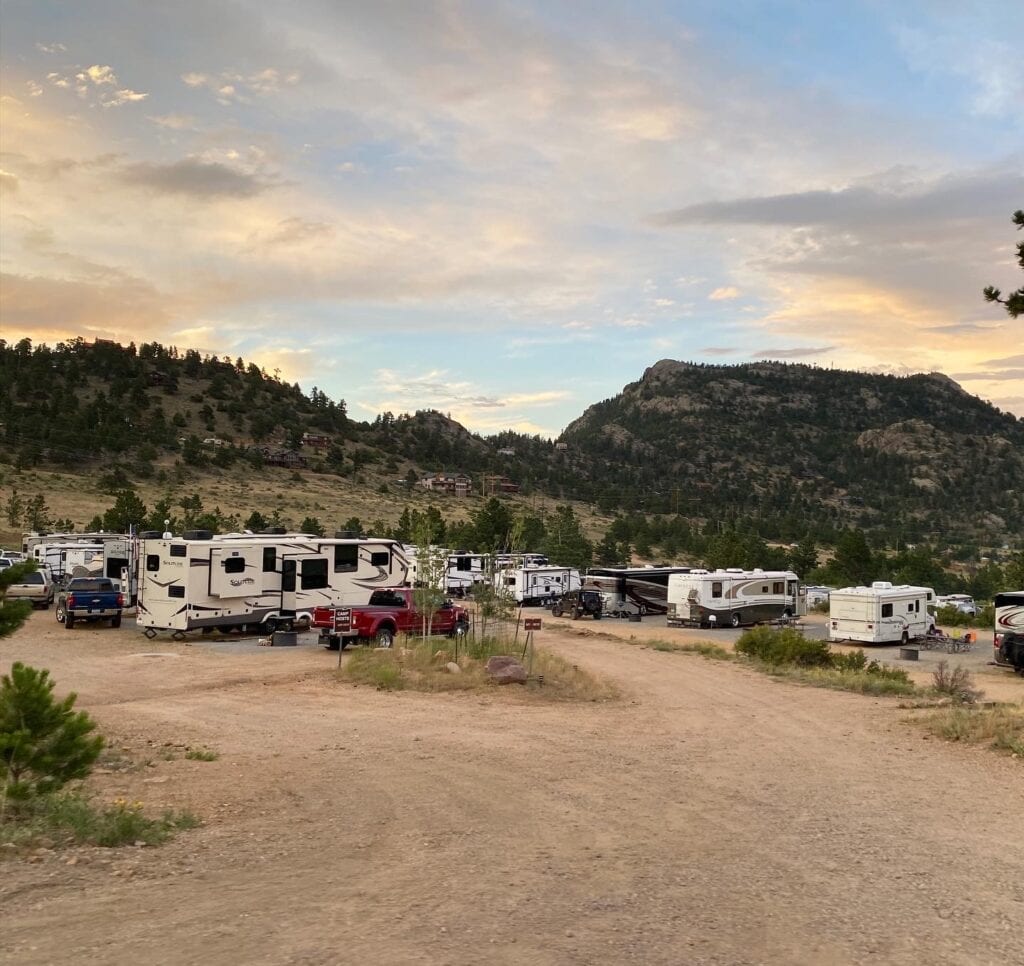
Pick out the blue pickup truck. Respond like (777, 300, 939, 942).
(55, 577, 125, 629)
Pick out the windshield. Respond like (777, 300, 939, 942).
(70, 579, 113, 592)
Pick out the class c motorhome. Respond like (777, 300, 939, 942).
(828, 582, 936, 644)
(136, 531, 409, 636)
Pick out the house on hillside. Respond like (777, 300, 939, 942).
(497, 447, 516, 457)
(301, 432, 330, 451)
(419, 473, 472, 496)
(260, 447, 308, 469)
(482, 475, 520, 495)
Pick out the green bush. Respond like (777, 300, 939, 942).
(1, 663, 104, 807)
(735, 627, 833, 667)
(935, 604, 993, 628)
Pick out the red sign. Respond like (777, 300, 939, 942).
(524, 618, 542, 631)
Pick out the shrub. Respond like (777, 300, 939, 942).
(932, 660, 983, 705)
(1, 663, 104, 809)
(735, 627, 832, 667)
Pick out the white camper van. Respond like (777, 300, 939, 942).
(828, 582, 936, 644)
(496, 565, 581, 606)
(137, 531, 409, 636)
(666, 569, 805, 628)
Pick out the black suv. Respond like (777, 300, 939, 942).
(551, 589, 603, 620)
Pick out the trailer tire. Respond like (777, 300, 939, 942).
(731, 613, 741, 628)
(375, 626, 395, 648)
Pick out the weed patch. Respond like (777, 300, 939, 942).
(340, 633, 616, 702)
(914, 705, 1024, 758)
(0, 794, 199, 850)
(184, 748, 219, 762)
(931, 661, 983, 706)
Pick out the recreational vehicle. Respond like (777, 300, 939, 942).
(666, 569, 805, 628)
(994, 591, 1024, 672)
(445, 552, 492, 596)
(496, 565, 581, 606)
(828, 582, 936, 644)
(494, 552, 549, 570)
(31, 542, 104, 584)
(137, 532, 409, 636)
(586, 566, 693, 617)
(24, 532, 139, 601)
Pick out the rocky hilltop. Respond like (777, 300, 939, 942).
(559, 360, 1024, 541)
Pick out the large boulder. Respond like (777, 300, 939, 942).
(485, 655, 528, 685)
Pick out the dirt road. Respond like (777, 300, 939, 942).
(2, 611, 1023, 965)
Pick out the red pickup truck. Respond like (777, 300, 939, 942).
(313, 587, 470, 649)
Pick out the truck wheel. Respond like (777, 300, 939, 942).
(453, 620, 469, 638)
(592, 611, 602, 620)
(731, 613, 741, 628)
(323, 633, 340, 652)
(375, 627, 395, 648)
(55, 604, 66, 623)
(551, 603, 563, 618)
(111, 615, 122, 629)
(65, 614, 75, 630)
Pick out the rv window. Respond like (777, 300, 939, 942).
(456, 557, 471, 571)
(263, 548, 277, 572)
(773, 582, 784, 594)
(106, 557, 128, 579)
(761, 585, 769, 594)
(168, 586, 184, 598)
(370, 551, 390, 567)
(907, 603, 914, 613)
(914, 600, 920, 613)
(334, 545, 358, 573)
(301, 559, 329, 590)
(146, 555, 160, 572)
(223, 557, 246, 574)
(881, 603, 893, 617)
(712, 582, 723, 599)
(169, 545, 186, 558)
(506, 577, 516, 586)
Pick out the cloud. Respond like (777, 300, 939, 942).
(708, 286, 740, 300)
(119, 158, 271, 198)
(147, 113, 198, 130)
(44, 63, 149, 108)
(0, 169, 18, 192)
(617, 317, 651, 328)
(982, 354, 1024, 367)
(925, 321, 1004, 334)
(35, 42, 67, 54)
(701, 346, 739, 355)
(753, 346, 836, 359)
(950, 369, 1024, 383)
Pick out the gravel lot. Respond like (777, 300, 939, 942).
(2, 608, 1023, 965)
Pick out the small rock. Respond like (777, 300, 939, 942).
(445, 662, 461, 674)
(66, 857, 79, 866)
(134, 840, 147, 848)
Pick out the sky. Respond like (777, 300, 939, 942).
(1, 0, 1022, 435)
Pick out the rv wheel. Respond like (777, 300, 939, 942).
(901, 631, 909, 646)
(731, 613, 741, 628)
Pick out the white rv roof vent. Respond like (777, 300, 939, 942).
(752, 568, 764, 573)
(725, 567, 744, 573)
(872, 581, 893, 590)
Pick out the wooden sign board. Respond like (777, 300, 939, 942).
(524, 618, 542, 631)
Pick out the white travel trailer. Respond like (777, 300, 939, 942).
(935, 593, 977, 616)
(666, 569, 806, 628)
(445, 552, 492, 596)
(24, 532, 139, 601)
(137, 532, 409, 636)
(828, 582, 936, 644)
(496, 565, 581, 606)
(31, 542, 104, 584)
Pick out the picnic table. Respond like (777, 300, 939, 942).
(923, 629, 976, 653)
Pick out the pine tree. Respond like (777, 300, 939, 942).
(983, 210, 1024, 318)
(1, 663, 104, 809)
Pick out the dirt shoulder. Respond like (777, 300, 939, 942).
(2, 611, 1023, 966)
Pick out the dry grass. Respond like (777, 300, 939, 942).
(913, 704, 1024, 758)
(340, 633, 617, 702)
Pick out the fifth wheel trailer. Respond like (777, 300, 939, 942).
(828, 582, 936, 644)
(137, 532, 408, 635)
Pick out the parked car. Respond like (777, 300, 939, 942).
(5, 567, 55, 608)
(56, 577, 125, 629)
(551, 589, 604, 620)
